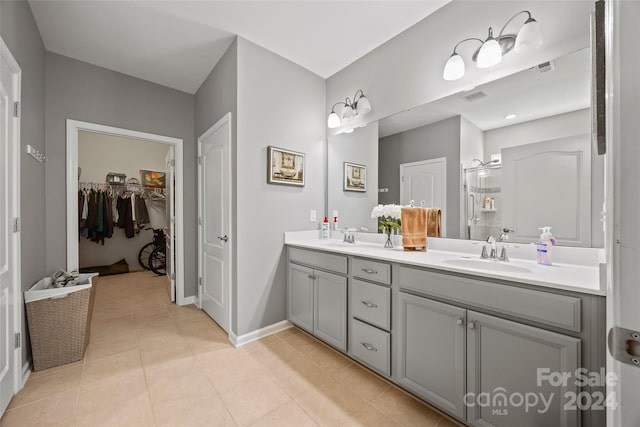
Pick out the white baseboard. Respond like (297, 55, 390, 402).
(230, 320, 293, 347)
(179, 296, 196, 305)
(21, 361, 31, 389)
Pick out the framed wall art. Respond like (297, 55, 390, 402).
(139, 170, 166, 188)
(267, 146, 305, 186)
(344, 162, 366, 192)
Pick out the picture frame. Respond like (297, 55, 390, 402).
(344, 162, 366, 192)
(267, 146, 305, 187)
(139, 170, 166, 188)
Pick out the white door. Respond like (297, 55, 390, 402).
(198, 114, 231, 333)
(502, 136, 591, 246)
(400, 158, 446, 235)
(165, 148, 175, 302)
(0, 39, 21, 416)
(607, 1, 640, 425)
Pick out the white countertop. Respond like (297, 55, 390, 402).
(284, 231, 605, 296)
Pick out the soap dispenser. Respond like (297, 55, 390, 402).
(536, 226, 556, 265)
(321, 217, 330, 239)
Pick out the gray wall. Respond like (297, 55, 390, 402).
(236, 37, 325, 336)
(194, 39, 238, 332)
(1, 0, 46, 365)
(328, 122, 379, 233)
(379, 116, 461, 238)
(44, 53, 198, 297)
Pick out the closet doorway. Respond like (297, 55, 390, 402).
(66, 120, 186, 304)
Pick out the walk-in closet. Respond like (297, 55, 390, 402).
(76, 130, 175, 300)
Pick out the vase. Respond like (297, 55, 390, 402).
(384, 228, 393, 248)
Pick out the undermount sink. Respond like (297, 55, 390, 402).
(443, 258, 533, 274)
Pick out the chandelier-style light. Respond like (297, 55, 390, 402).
(443, 11, 543, 81)
(327, 90, 372, 129)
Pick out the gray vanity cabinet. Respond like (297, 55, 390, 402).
(287, 248, 348, 351)
(314, 270, 347, 351)
(466, 311, 580, 427)
(398, 292, 467, 420)
(288, 263, 315, 333)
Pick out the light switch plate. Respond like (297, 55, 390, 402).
(310, 210, 317, 222)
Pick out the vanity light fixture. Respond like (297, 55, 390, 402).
(327, 90, 372, 129)
(442, 10, 543, 81)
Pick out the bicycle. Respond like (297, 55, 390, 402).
(138, 228, 166, 275)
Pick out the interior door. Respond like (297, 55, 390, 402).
(400, 157, 446, 234)
(165, 147, 175, 302)
(198, 114, 231, 332)
(501, 136, 591, 246)
(0, 41, 18, 416)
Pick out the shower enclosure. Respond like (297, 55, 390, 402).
(463, 163, 502, 241)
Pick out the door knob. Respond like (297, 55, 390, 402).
(217, 235, 228, 242)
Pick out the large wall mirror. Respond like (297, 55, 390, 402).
(327, 0, 602, 248)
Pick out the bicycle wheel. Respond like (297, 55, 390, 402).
(149, 247, 166, 276)
(138, 242, 154, 270)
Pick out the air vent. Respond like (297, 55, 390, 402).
(537, 60, 555, 73)
(463, 91, 488, 102)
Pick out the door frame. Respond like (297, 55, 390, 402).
(0, 36, 24, 393)
(197, 112, 233, 332)
(65, 120, 188, 305)
(399, 157, 447, 235)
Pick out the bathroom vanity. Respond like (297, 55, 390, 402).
(285, 232, 606, 427)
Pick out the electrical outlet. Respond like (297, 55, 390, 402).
(310, 210, 317, 222)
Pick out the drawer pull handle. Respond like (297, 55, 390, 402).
(361, 300, 378, 309)
(361, 268, 378, 275)
(361, 342, 378, 352)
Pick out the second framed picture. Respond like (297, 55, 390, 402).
(344, 162, 366, 192)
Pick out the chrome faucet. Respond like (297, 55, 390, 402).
(343, 228, 357, 244)
(498, 228, 513, 261)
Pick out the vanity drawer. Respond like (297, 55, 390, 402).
(398, 266, 582, 332)
(350, 279, 391, 331)
(289, 247, 347, 274)
(350, 318, 391, 377)
(352, 258, 391, 284)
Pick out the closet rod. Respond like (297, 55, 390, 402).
(78, 181, 166, 192)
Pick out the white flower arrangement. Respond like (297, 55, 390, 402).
(371, 204, 402, 234)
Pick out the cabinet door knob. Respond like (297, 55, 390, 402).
(361, 300, 378, 309)
(361, 342, 378, 352)
(456, 318, 464, 326)
(467, 321, 476, 329)
(307, 274, 316, 280)
(361, 268, 378, 275)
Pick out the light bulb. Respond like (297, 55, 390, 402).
(443, 53, 465, 81)
(515, 18, 543, 53)
(341, 105, 356, 121)
(356, 95, 371, 115)
(327, 112, 340, 128)
(477, 38, 502, 68)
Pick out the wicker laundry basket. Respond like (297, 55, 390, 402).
(25, 274, 97, 371)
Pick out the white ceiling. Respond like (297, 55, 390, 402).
(29, 0, 450, 94)
(379, 48, 591, 138)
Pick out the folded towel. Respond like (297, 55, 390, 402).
(425, 208, 442, 237)
(401, 207, 428, 252)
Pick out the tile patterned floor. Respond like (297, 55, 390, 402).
(1, 271, 464, 427)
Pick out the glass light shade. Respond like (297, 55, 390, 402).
(327, 111, 340, 128)
(344, 128, 354, 134)
(341, 105, 356, 121)
(355, 96, 371, 115)
(477, 38, 502, 68)
(443, 53, 465, 81)
(515, 18, 543, 53)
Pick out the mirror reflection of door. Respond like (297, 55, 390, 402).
(400, 157, 446, 236)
